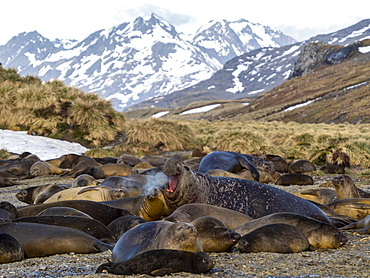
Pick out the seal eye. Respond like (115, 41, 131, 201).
(184, 166, 190, 171)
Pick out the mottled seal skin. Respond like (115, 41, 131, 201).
(16, 200, 132, 226)
(112, 221, 203, 263)
(320, 164, 345, 174)
(15, 184, 70, 204)
(165, 203, 253, 230)
(288, 160, 316, 173)
(14, 215, 116, 244)
(234, 212, 348, 249)
(107, 215, 146, 240)
(237, 223, 311, 253)
(0, 233, 25, 263)
(275, 173, 314, 186)
(71, 174, 97, 187)
(326, 198, 370, 219)
(292, 188, 337, 204)
(163, 154, 329, 223)
(29, 161, 65, 176)
(96, 249, 214, 276)
(332, 175, 370, 199)
(0, 202, 17, 223)
(43, 186, 128, 203)
(198, 151, 260, 181)
(0, 222, 112, 258)
(191, 216, 241, 252)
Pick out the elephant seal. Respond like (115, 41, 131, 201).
(325, 198, 370, 219)
(0, 222, 112, 257)
(0, 177, 20, 187)
(107, 215, 146, 240)
(61, 155, 101, 176)
(234, 212, 348, 249)
(0, 233, 25, 263)
(15, 184, 70, 204)
(0, 160, 38, 177)
(0, 202, 17, 222)
(198, 151, 260, 181)
(117, 154, 142, 166)
(112, 221, 202, 263)
(260, 154, 288, 173)
(140, 155, 168, 167)
(275, 173, 314, 186)
(96, 249, 214, 276)
(288, 160, 316, 173)
(14, 215, 115, 244)
(340, 215, 370, 231)
(191, 216, 241, 252)
(16, 200, 132, 226)
(332, 175, 370, 199)
(320, 165, 345, 174)
(292, 188, 337, 204)
(37, 207, 93, 218)
(163, 154, 330, 223)
(237, 223, 311, 253)
(165, 203, 253, 230)
(206, 169, 244, 179)
(29, 161, 65, 176)
(43, 186, 128, 203)
(71, 174, 97, 187)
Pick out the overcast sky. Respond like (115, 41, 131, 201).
(1, 0, 369, 45)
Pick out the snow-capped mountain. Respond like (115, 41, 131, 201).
(135, 19, 370, 109)
(0, 14, 295, 111)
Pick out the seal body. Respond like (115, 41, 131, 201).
(107, 215, 146, 240)
(275, 173, 314, 186)
(112, 220, 202, 263)
(198, 151, 260, 181)
(234, 212, 347, 249)
(163, 154, 329, 223)
(0, 233, 25, 263)
(237, 223, 310, 253)
(97, 249, 214, 276)
(0, 222, 112, 257)
(326, 198, 370, 219)
(332, 175, 370, 199)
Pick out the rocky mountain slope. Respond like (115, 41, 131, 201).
(132, 19, 370, 110)
(0, 14, 294, 111)
(125, 39, 370, 124)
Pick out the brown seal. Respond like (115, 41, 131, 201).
(332, 175, 370, 199)
(107, 215, 146, 240)
(71, 174, 97, 187)
(0, 233, 25, 263)
(29, 161, 65, 176)
(36, 207, 94, 218)
(234, 212, 348, 249)
(340, 215, 370, 231)
(96, 249, 214, 276)
(15, 184, 69, 204)
(275, 173, 314, 186)
(191, 216, 240, 252)
(111, 220, 202, 263)
(14, 215, 115, 244)
(292, 188, 337, 204)
(16, 200, 132, 226)
(288, 160, 316, 173)
(163, 154, 329, 223)
(260, 154, 288, 173)
(0, 201, 17, 222)
(165, 203, 253, 230)
(0, 222, 112, 257)
(237, 223, 311, 253)
(320, 164, 345, 174)
(325, 198, 370, 219)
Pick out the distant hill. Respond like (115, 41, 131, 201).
(124, 39, 370, 124)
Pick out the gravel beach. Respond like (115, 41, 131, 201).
(1, 175, 370, 278)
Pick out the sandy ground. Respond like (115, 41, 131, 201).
(1, 175, 370, 278)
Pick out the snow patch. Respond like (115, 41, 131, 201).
(152, 111, 170, 118)
(180, 104, 221, 115)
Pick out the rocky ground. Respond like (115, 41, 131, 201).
(0, 174, 370, 278)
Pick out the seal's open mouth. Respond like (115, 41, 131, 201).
(166, 174, 179, 193)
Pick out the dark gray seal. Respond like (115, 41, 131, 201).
(191, 216, 240, 252)
(275, 173, 314, 186)
(320, 164, 345, 174)
(0, 233, 25, 263)
(288, 160, 316, 173)
(0, 201, 17, 223)
(107, 215, 146, 240)
(112, 220, 202, 263)
(332, 175, 370, 199)
(237, 223, 311, 253)
(234, 212, 348, 249)
(198, 151, 260, 181)
(163, 154, 330, 223)
(96, 249, 214, 276)
(15, 184, 70, 204)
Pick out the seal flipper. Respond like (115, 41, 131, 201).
(237, 157, 259, 181)
(151, 268, 173, 276)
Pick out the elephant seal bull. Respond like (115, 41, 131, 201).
(163, 154, 330, 223)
